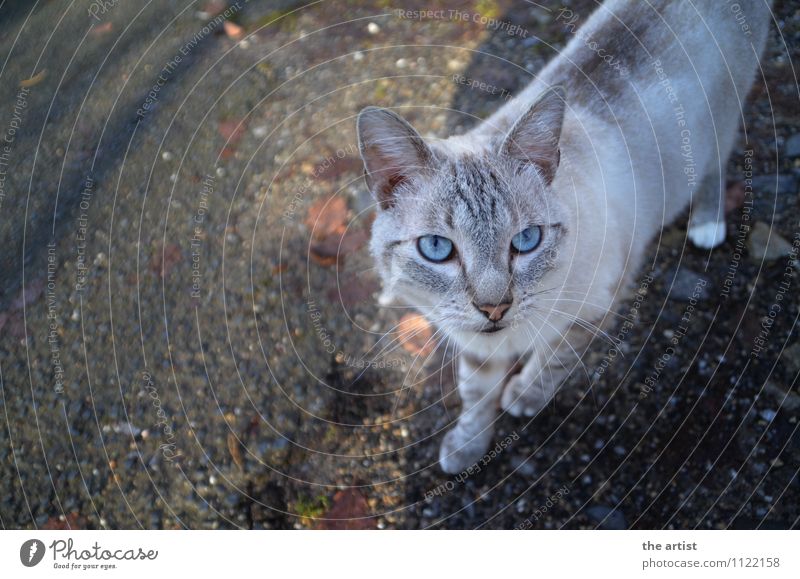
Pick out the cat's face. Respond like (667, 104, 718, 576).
(358, 88, 570, 341)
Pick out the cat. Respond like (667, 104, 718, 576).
(356, 0, 771, 473)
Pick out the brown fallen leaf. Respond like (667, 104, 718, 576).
(327, 275, 379, 308)
(315, 488, 376, 530)
(20, 70, 46, 88)
(202, 0, 228, 17)
(227, 432, 244, 470)
(305, 196, 370, 267)
(725, 180, 746, 214)
(313, 156, 363, 182)
(150, 243, 182, 278)
(396, 313, 436, 357)
(223, 20, 245, 40)
(309, 227, 368, 267)
(305, 195, 348, 240)
(42, 512, 86, 530)
(218, 118, 247, 144)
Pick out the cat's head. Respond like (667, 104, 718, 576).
(357, 87, 573, 344)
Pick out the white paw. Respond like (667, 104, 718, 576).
(688, 220, 726, 249)
(501, 374, 550, 418)
(438, 427, 493, 474)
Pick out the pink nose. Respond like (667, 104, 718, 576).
(475, 301, 512, 322)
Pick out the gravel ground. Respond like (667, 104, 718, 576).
(0, 0, 798, 530)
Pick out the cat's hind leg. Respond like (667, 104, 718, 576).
(687, 167, 727, 249)
(687, 107, 741, 249)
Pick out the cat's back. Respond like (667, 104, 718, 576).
(487, 0, 771, 130)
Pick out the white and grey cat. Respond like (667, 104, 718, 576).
(357, 0, 771, 473)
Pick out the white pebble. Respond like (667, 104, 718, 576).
(161, 151, 174, 161)
(395, 58, 408, 69)
(367, 22, 380, 35)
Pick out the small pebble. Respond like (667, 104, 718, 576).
(759, 409, 777, 422)
(161, 151, 174, 161)
(367, 22, 380, 34)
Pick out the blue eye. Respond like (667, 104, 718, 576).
(511, 226, 542, 253)
(417, 235, 454, 262)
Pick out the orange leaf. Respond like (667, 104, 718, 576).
(20, 70, 46, 87)
(305, 195, 348, 240)
(223, 20, 245, 40)
(309, 227, 368, 267)
(90, 22, 114, 35)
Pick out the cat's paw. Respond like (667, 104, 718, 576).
(438, 426, 493, 474)
(501, 374, 552, 417)
(688, 220, 726, 249)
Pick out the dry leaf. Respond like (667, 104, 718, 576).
(202, 0, 228, 17)
(227, 432, 244, 470)
(396, 313, 436, 357)
(223, 20, 245, 39)
(305, 195, 348, 239)
(150, 243, 182, 278)
(315, 489, 376, 530)
(42, 512, 86, 530)
(327, 276, 379, 308)
(309, 228, 368, 267)
(218, 118, 247, 144)
(20, 70, 46, 88)
(305, 196, 370, 267)
(313, 156, 363, 182)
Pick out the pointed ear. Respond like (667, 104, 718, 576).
(357, 107, 432, 209)
(500, 86, 566, 184)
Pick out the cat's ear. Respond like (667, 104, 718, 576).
(357, 107, 432, 209)
(500, 86, 566, 185)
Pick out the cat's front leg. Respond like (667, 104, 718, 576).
(501, 352, 569, 418)
(439, 353, 511, 473)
